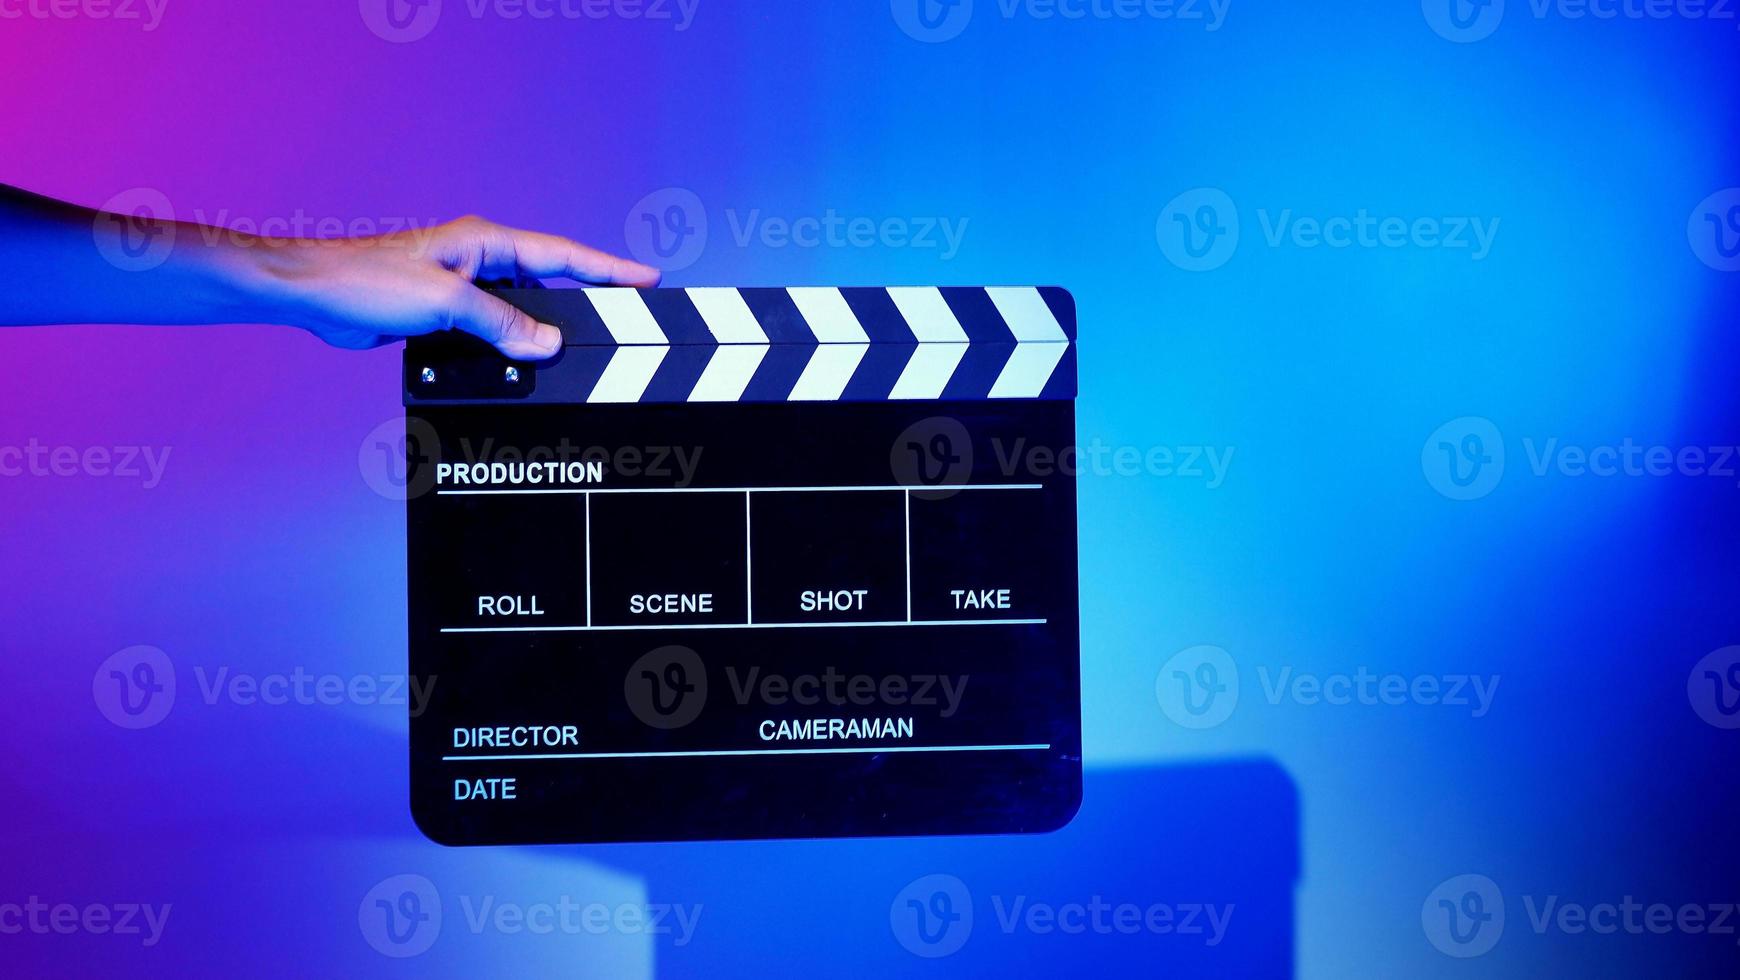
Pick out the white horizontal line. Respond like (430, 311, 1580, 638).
(436, 484, 1041, 496)
(443, 743, 1051, 762)
(440, 618, 1047, 634)
(438, 489, 591, 495)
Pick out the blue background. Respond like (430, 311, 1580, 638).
(2, 0, 1738, 975)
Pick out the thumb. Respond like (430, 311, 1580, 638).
(448, 283, 563, 360)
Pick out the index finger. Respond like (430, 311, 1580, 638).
(480, 224, 662, 287)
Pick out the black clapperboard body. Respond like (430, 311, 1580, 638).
(404, 286, 1080, 845)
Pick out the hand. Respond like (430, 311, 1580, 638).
(0, 185, 661, 358)
(252, 215, 660, 360)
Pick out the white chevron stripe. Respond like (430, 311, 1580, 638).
(787, 287, 869, 343)
(687, 345, 768, 402)
(787, 344, 868, 401)
(985, 287, 1068, 342)
(588, 346, 668, 402)
(686, 287, 767, 344)
(886, 287, 968, 342)
(988, 342, 1068, 398)
(888, 343, 967, 399)
(585, 289, 666, 344)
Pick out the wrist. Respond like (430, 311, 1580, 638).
(208, 235, 329, 328)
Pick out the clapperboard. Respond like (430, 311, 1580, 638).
(403, 286, 1080, 845)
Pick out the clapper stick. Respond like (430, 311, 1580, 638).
(403, 286, 1081, 845)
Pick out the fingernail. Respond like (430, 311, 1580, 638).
(534, 323, 562, 352)
(503, 324, 562, 361)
